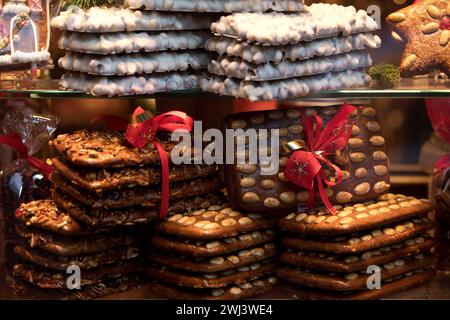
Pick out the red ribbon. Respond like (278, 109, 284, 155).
(93, 107, 194, 218)
(0, 133, 55, 178)
(425, 98, 450, 176)
(284, 104, 356, 215)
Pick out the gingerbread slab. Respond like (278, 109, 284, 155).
(224, 106, 389, 212)
(277, 254, 435, 291)
(157, 207, 279, 240)
(279, 194, 433, 236)
(15, 226, 139, 256)
(150, 276, 277, 300)
(148, 242, 276, 272)
(150, 229, 276, 257)
(13, 260, 143, 289)
(51, 130, 189, 167)
(10, 274, 145, 300)
(146, 260, 277, 288)
(51, 172, 221, 208)
(52, 189, 156, 227)
(51, 157, 217, 192)
(281, 235, 433, 273)
(282, 217, 433, 254)
(286, 269, 435, 300)
(15, 200, 84, 235)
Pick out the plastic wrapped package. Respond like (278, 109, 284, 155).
(427, 99, 450, 271)
(0, 0, 52, 72)
(0, 104, 57, 298)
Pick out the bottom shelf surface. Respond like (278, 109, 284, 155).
(101, 271, 450, 300)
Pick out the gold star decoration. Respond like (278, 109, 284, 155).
(386, 0, 450, 77)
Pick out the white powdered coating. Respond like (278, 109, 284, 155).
(51, 7, 218, 32)
(200, 69, 370, 101)
(1, 3, 30, 14)
(60, 72, 201, 96)
(205, 33, 381, 64)
(211, 3, 379, 45)
(0, 51, 50, 65)
(208, 51, 372, 81)
(58, 51, 209, 75)
(58, 30, 210, 55)
(124, 0, 304, 12)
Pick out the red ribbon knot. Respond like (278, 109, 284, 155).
(0, 133, 55, 178)
(92, 107, 194, 218)
(284, 104, 357, 215)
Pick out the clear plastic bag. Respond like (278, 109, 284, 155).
(427, 99, 450, 271)
(0, 102, 57, 297)
(0, 0, 52, 72)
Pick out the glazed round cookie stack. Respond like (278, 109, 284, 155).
(202, 3, 381, 101)
(277, 194, 437, 299)
(146, 204, 280, 299)
(51, 6, 219, 96)
(8, 129, 223, 299)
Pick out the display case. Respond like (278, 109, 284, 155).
(0, 0, 449, 301)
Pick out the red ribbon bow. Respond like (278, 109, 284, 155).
(0, 133, 55, 178)
(284, 104, 356, 215)
(92, 107, 194, 218)
(425, 98, 450, 178)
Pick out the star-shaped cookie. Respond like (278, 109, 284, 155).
(386, 0, 450, 77)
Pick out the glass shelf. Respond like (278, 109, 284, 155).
(0, 77, 449, 100)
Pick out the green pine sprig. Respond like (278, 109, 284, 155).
(63, 0, 120, 9)
(368, 63, 401, 89)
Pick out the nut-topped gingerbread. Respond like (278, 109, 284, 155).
(387, 0, 450, 76)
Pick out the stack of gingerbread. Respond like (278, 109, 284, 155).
(277, 194, 436, 299)
(146, 204, 280, 299)
(223, 105, 436, 298)
(11, 128, 222, 298)
(12, 199, 144, 299)
(202, 3, 381, 101)
(51, 6, 218, 96)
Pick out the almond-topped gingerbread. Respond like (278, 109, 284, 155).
(281, 234, 433, 273)
(387, 0, 450, 76)
(157, 205, 280, 240)
(150, 229, 276, 257)
(15, 200, 84, 235)
(224, 106, 390, 213)
(50, 172, 222, 209)
(51, 129, 192, 167)
(51, 7, 218, 33)
(51, 157, 217, 193)
(146, 260, 278, 289)
(148, 242, 277, 273)
(279, 194, 433, 236)
(13, 260, 143, 289)
(151, 276, 278, 300)
(15, 225, 140, 257)
(14, 245, 141, 271)
(282, 215, 433, 254)
(277, 254, 435, 291)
